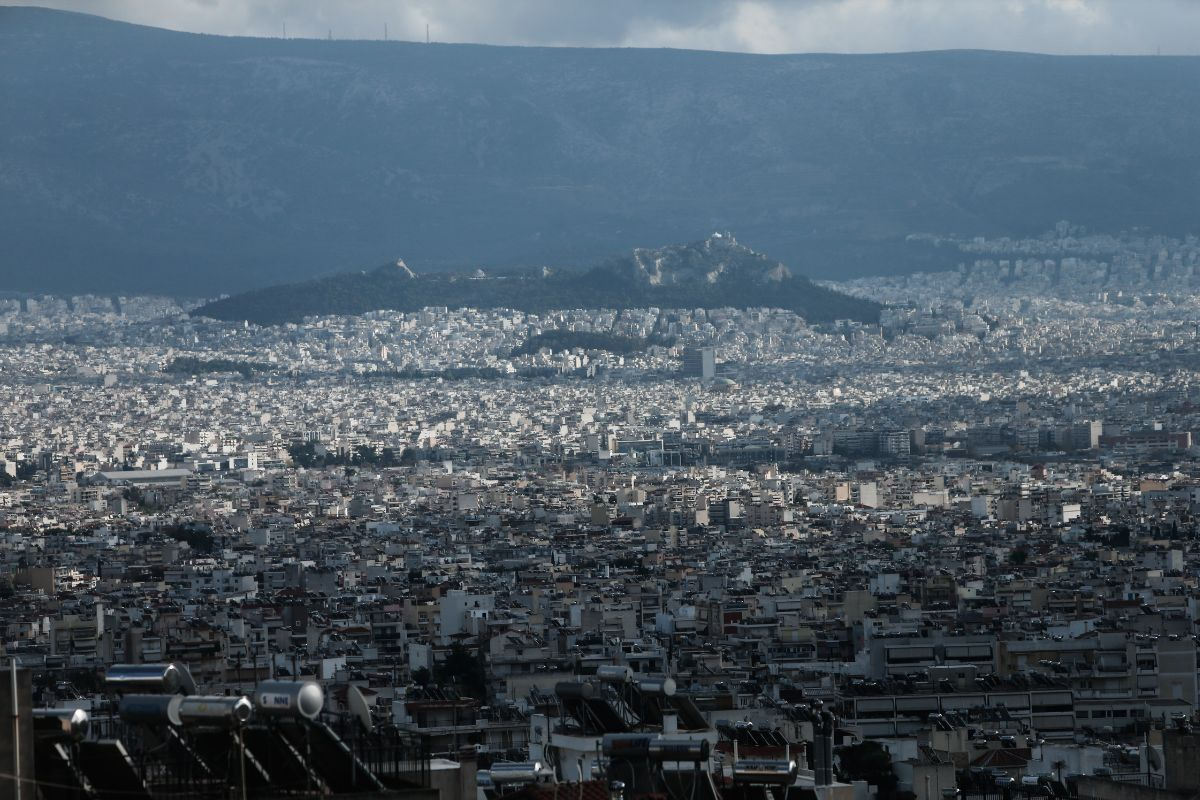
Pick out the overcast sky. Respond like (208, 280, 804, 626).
(5, 0, 1200, 55)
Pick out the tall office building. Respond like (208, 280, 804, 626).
(681, 346, 716, 379)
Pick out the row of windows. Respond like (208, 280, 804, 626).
(1076, 709, 1143, 719)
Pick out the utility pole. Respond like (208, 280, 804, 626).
(11, 659, 21, 800)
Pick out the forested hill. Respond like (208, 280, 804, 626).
(193, 235, 881, 325)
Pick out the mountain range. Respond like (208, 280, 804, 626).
(193, 234, 880, 325)
(4, 8, 1200, 295)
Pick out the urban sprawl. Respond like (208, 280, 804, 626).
(2, 229, 1200, 800)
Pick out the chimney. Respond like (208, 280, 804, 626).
(811, 709, 828, 786)
(821, 709, 836, 786)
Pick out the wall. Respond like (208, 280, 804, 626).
(1163, 729, 1200, 793)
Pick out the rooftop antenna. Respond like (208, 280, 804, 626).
(328, 28, 332, 41)
(426, 23, 430, 44)
(282, 21, 286, 39)
(384, 23, 388, 41)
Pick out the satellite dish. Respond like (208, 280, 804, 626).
(1147, 747, 1163, 771)
(347, 684, 374, 733)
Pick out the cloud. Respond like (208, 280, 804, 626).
(3, 0, 1199, 54)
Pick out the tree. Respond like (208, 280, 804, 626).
(411, 667, 432, 687)
(288, 441, 321, 468)
(1008, 549, 1028, 565)
(836, 742, 899, 800)
(163, 524, 215, 555)
(438, 643, 487, 698)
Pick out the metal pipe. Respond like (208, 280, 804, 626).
(812, 715, 827, 786)
(239, 725, 247, 800)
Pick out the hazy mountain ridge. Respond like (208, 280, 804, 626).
(4, 7, 1200, 294)
(193, 236, 880, 325)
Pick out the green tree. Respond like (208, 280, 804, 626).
(163, 524, 215, 555)
(288, 441, 322, 468)
(438, 643, 486, 698)
(836, 742, 899, 799)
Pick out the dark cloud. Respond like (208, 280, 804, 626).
(4, 0, 1199, 54)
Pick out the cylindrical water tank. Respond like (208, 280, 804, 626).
(254, 681, 325, 720)
(32, 708, 90, 740)
(637, 678, 677, 697)
(178, 696, 254, 727)
(104, 663, 189, 694)
(554, 681, 597, 700)
(603, 734, 652, 758)
(120, 695, 184, 727)
(487, 763, 543, 784)
(596, 665, 633, 684)
(733, 759, 797, 786)
(648, 738, 709, 762)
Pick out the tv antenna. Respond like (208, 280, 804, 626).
(384, 23, 388, 41)
(282, 22, 286, 39)
(426, 23, 430, 44)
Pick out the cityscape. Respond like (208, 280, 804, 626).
(3, 4, 1200, 800)
(1, 225, 1199, 800)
